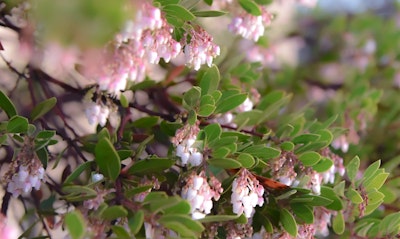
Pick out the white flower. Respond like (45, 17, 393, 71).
(231, 169, 264, 218)
(7, 165, 45, 198)
(85, 102, 110, 127)
(181, 172, 222, 219)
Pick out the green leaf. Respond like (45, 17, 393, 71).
(62, 185, 97, 201)
(291, 203, 314, 224)
(101, 205, 128, 221)
(64, 161, 93, 185)
(159, 214, 204, 233)
(364, 172, 389, 192)
(111, 225, 130, 239)
(7, 115, 28, 133)
(198, 103, 215, 117)
(298, 151, 321, 167)
(149, 196, 181, 213)
(212, 147, 230, 158)
(160, 221, 196, 237)
(199, 65, 220, 95)
(292, 133, 320, 144)
(316, 129, 334, 147)
(187, 109, 197, 125)
(36, 130, 56, 139)
(234, 110, 264, 127)
(129, 210, 144, 235)
(363, 160, 381, 182)
(379, 212, 400, 236)
(280, 141, 294, 151)
(30, 97, 57, 121)
(280, 208, 297, 237)
(0, 90, 17, 118)
(163, 200, 191, 214)
(320, 186, 343, 210)
(163, 4, 196, 21)
(199, 214, 240, 223)
(312, 158, 334, 173)
(237, 153, 255, 168)
(333, 211, 345, 235)
(119, 93, 129, 108)
(192, 10, 227, 17)
(132, 116, 159, 128)
(208, 158, 242, 169)
(65, 211, 85, 239)
(242, 145, 280, 160)
(36, 147, 48, 168)
(346, 188, 363, 204)
(95, 138, 121, 181)
(204, 123, 222, 143)
(347, 156, 360, 183)
(183, 87, 201, 109)
(215, 92, 247, 114)
(128, 158, 175, 174)
(239, 0, 262, 16)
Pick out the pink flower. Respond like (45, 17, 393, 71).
(7, 165, 45, 198)
(228, 8, 273, 42)
(184, 28, 220, 70)
(231, 169, 264, 218)
(181, 171, 223, 219)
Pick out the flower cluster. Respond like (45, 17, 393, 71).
(184, 28, 221, 71)
(228, 8, 273, 42)
(231, 169, 265, 218)
(83, 188, 115, 210)
(85, 101, 110, 127)
(181, 171, 223, 219)
(172, 122, 203, 166)
(7, 165, 45, 198)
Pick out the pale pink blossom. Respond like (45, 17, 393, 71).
(228, 8, 273, 42)
(181, 171, 223, 219)
(231, 169, 264, 218)
(172, 123, 204, 166)
(0, 215, 19, 239)
(7, 165, 45, 198)
(184, 28, 220, 70)
(85, 102, 110, 127)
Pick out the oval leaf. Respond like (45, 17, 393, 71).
(95, 138, 121, 181)
(7, 115, 28, 133)
(280, 208, 297, 237)
(0, 90, 17, 118)
(65, 211, 86, 239)
(30, 97, 57, 121)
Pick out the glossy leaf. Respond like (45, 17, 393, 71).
(237, 153, 255, 168)
(129, 210, 144, 235)
(30, 97, 57, 121)
(333, 211, 345, 235)
(64, 161, 93, 185)
(208, 157, 242, 169)
(347, 156, 360, 183)
(95, 137, 121, 181)
(199, 65, 220, 95)
(298, 151, 321, 167)
(312, 158, 334, 173)
(199, 214, 240, 223)
(280, 208, 297, 237)
(7, 115, 28, 133)
(242, 145, 281, 160)
(239, 0, 262, 16)
(128, 158, 175, 174)
(159, 214, 204, 233)
(291, 203, 314, 224)
(0, 90, 17, 118)
(163, 4, 196, 21)
(215, 92, 247, 114)
(65, 211, 85, 239)
(101, 205, 128, 221)
(192, 10, 227, 17)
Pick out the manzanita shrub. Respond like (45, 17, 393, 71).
(0, 0, 400, 238)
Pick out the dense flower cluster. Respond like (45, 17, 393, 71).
(7, 165, 45, 198)
(85, 101, 110, 127)
(181, 171, 223, 219)
(228, 8, 273, 42)
(184, 28, 221, 70)
(172, 122, 203, 166)
(231, 169, 265, 218)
